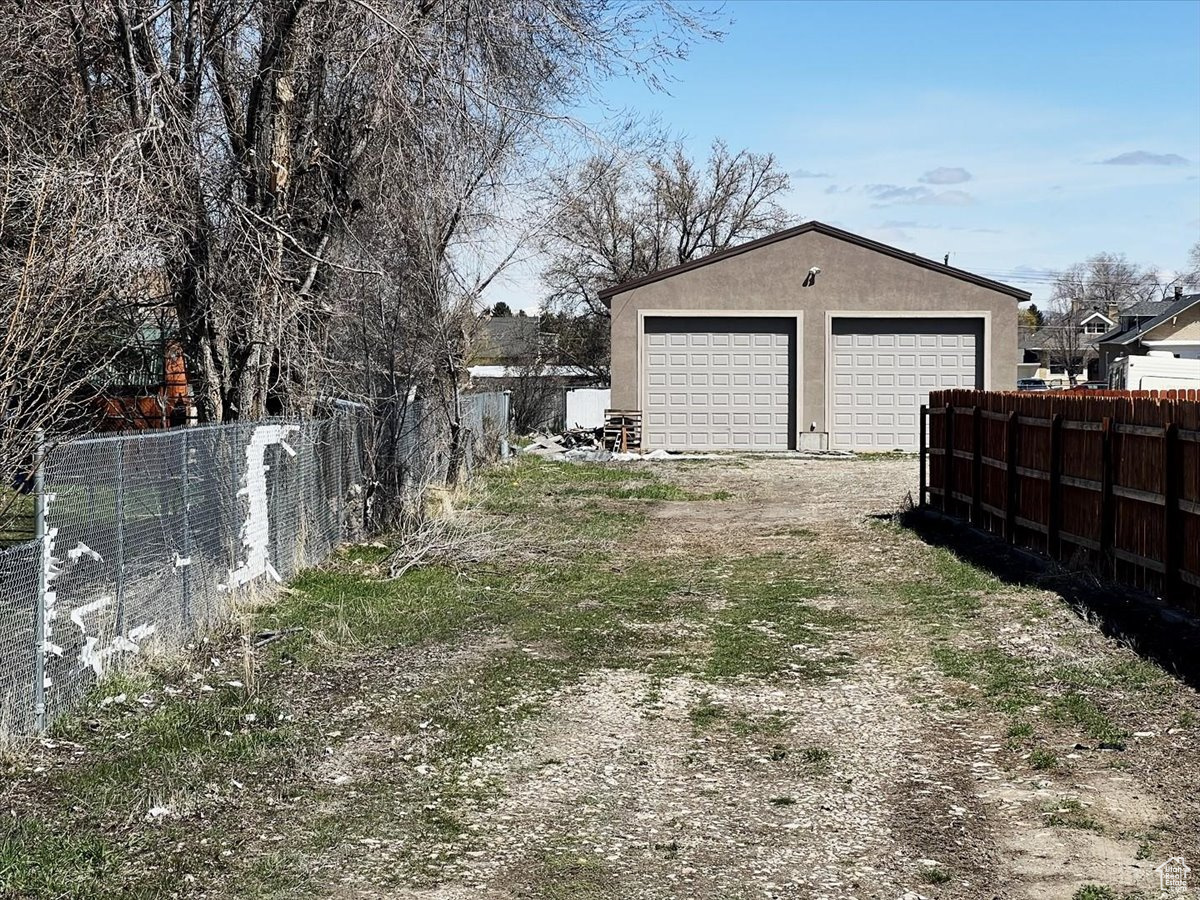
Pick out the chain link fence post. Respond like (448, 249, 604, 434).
(181, 428, 192, 627)
(114, 439, 126, 635)
(32, 430, 46, 733)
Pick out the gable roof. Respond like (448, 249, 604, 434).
(474, 315, 541, 362)
(1100, 293, 1200, 346)
(1123, 299, 1175, 319)
(597, 220, 1032, 301)
(1079, 309, 1115, 326)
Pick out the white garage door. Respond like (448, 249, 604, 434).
(830, 324, 979, 452)
(644, 324, 791, 451)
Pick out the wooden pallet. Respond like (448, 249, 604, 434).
(603, 409, 642, 452)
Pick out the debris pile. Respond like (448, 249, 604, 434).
(519, 430, 713, 462)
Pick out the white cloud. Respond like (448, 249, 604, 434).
(1100, 150, 1189, 166)
(864, 184, 974, 207)
(919, 166, 972, 185)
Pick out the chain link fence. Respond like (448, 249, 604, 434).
(0, 391, 510, 736)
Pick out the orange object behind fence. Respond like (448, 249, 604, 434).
(920, 389, 1200, 615)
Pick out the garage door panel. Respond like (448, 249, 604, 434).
(831, 322, 980, 452)
(644, 323, 791, 451)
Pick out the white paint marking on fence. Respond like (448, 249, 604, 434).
(128, 623, 156, 642)
(69, 596, 113, 634)
(224, 424, 301, 591)
(66, 542, 103, 563)
(79, 636, 105, 677)
(78, 622, 157, 677)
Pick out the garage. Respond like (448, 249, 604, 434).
(643, 317, 794, 451)
(829, 318, 983, 451)
(603, 221, 1025, 453)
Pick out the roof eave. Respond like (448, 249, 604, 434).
(596, 220, 1032, 301)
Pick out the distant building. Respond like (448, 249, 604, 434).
(468, 314, 597, 434)
(1018, 308, 1116, 386)
(1096, 289, 1200, 379)
(472, 315, 544, 366)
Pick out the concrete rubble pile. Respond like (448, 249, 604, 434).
(518, 430, 859, 462)
(519, 429, 712, 462)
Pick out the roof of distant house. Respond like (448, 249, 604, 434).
(474, 315, 541, 363)
(468, 364, 591, 378)
(1098, 293, 1199, 345)
(1020, 322, 1108, 351)
(1123, 298, 1178, 318)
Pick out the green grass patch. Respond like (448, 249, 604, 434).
(729, 711, 790, 738)
(889, 545, 999, 622)
(50, 686, 294, 819)
(1052, 658, 1168, 694)
(1048, 693, 1128, 748)
(688, 694, 727, 730)
(1029, 748, 1058, 770)
(1045, 798, 1103, 833)
(930, 646, 1038, 713)
(1007, 721, 1034, 740)
(0, 488, 35, 547)
(702, 553, 856, 679)
(920, 865, 952, 885)
(270, 564, 520, 662)
(798, 746, 833, 772)
(574, 482, 729, 502)
(3, 671, 299, 898)
(1072, 885, 1117, 900)
(0, 818, 156, 900)
(526, 851, 611, 900)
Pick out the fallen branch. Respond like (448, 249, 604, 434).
(386, 518, 496, 578)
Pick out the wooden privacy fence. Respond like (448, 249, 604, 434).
(919, 389, 1200, 615)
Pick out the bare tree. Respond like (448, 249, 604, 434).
(541, 140, 795, 377)
(1179, 240, 1200, 292)
(0, 147, 150, 531)
(1050, 253, 1161, 316)
(1044, 253, 1161, 385)
(1, 1, 715, 430)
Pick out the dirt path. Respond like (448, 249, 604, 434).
(5, 456, 1198, 900)
(315, 457, 1199, 900)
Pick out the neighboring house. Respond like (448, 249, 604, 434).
(471, 315, 544, 366)
(1096, 289, 1200, 379)
(1018, 308, 1117, 386)
(93, 320, 193, 430)
(467, 314, 593, 386)
(601, 220, 1027, 452)
(468, 314, 596, 433)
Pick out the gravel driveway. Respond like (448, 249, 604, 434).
(7, 456, 1197, 900)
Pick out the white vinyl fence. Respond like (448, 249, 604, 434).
(565, 388, 611, 430)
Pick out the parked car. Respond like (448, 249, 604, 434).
(1017, 378, 1049, 391)
(1070, 381, 1109, 391)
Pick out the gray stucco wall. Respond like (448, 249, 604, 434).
(608, 229, 1019, 437)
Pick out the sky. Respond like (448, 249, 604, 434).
(492, 0, 1200, 312)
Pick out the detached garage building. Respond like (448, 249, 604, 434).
(602, 221, 1027, 452)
